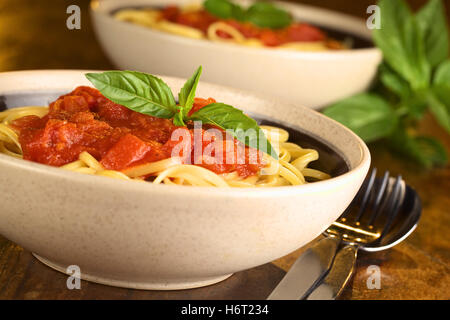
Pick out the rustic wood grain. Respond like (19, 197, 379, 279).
(0, 0, 449, 300)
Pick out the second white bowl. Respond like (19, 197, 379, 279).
(90, 0, 382, 109)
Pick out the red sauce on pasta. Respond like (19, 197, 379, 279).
(10, 87, 264, 178)
(161, 6, 330, 47)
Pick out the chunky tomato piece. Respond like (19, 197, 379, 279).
(259, 29, 283, 47)
(236, 22, 261, 38)
(49, 95, 89, 115)
(163, 127, 193, 162)
(69, 86, 104, 109)
(174, 10, 217, 33)
(286, 23, 325, 42)
(129, 112, 175, 144)
(189, 130, 264, 178)
(19, 119, 84, 166)
(101, 134, 153, 170)
(161, 5, 180, 21)
(188, 97, 216, 116)
(97, 98, 132, 125)
(9, 115, 44, 132)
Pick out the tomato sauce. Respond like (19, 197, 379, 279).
(11, 87, 264, 178)
(161, 6, 327, 47)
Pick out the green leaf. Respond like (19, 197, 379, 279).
(178, 66, 202, 121)
(245, 2, 292, 29)
(416, 0, 449, 68)
(379, 62, 411, 100)
(373, 0, 431, 89)
(172, 112, 185, 127)
(428, 85, 450, 132)
(434, 59, 450, 85)
(323, 94, 398, 143)
(432, 84, 450, 107)
(401, 90, 429, 120)
(203, 0, 239, 19)
(433, 61, 450, 108)
(189, 103, 278, 159)
(85, 71, 177, 119)
(388, 128, 447, 168)
(231, 5, 247, 21)
(203, 0, 291, 29)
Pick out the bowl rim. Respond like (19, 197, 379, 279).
(0, 69, 371, 198)
(90, 0, 382, 59)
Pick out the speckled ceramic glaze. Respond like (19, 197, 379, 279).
(90, 0, 382, 109)
(0, 70, 370, 290)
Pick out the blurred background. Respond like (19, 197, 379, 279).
(0, 0, 448, 71)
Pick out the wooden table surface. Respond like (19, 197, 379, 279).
(0, 0, 449, 300)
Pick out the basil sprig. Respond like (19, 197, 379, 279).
(189, 102, 275, 156)
(86, 71, 177, 119)
(245, 2, 292, 30)
(174, 66, 203, 126)
(323, 0, 450, 168)
(86, 67, 277, 159)
(204, 0, 246, 21)
(203, 0, 292, 29)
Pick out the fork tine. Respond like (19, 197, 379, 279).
(367, 171, 390, 226)
(338, 205, 353, 221)
(327, 171, 414, 251)
(377, 176, 403, 242)
(337, 168, 375, 221)
(354, 168, 377, 222)
(385, 186, 421, 245)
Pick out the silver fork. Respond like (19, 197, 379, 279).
(268, 168, 421, 300)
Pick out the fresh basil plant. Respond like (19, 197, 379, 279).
(323, 0, 450, 168)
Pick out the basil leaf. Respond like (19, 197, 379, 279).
(203, 0, 291, 28)
(388, 128, 447, 168)
(189, 103, 278, 159)
(323, 94, 398, 143)
(246, 2, 292, 29)
(432, 84, 450, 107)
(401, 90, 429, 120)
(178, 66, 202, 121)
(204, 0, 237, 19)
(373, 0, 430, 89)
(434, 59, 450, 85)
(86, 71, 177, 119)
(172, 112, 185, 127)
(416, 0, 449, 68)
(232, 5, 247, 22)
(430, 61, 450, 132)
(379, 63, 411, 100)
(428, 86, 450, 133)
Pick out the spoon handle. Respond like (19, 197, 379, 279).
(306, 244, 358, 300)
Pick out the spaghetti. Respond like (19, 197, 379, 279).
(0, 90, 329, 188)
(114, 5, 346, 51)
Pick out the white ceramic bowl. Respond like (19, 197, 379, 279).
(0, 70, 370, 290)
(90, 0, 382, 109)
